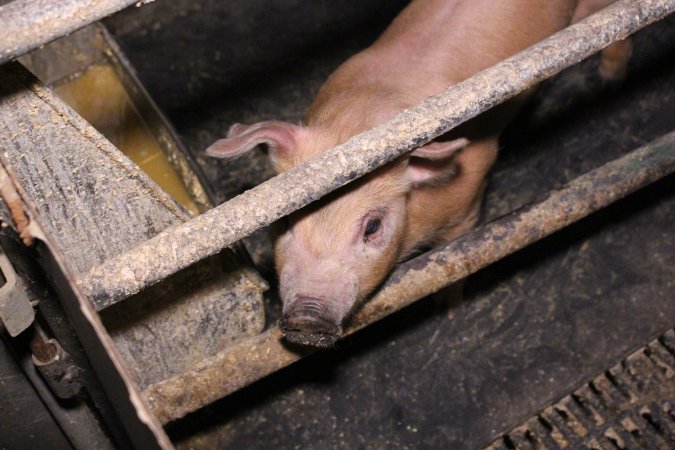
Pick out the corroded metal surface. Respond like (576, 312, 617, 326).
(82, 0, 675, 309)
(0, 61, 266, 388)
(0, 0, 154, 65)
(143, 131, 675, 424)
(101, 251, 267, 389)
(18, 24, 214, 215)
(0, 164, 32, 246)
(0, 154, 173, 450)
(0, 63, 184, 275)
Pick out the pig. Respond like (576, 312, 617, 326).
(206, 0, 627, 347)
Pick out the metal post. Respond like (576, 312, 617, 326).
(80, 0, 675, 309)
(143, 131, 675, 424)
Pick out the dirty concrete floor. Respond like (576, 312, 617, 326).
(106, 1, 675, 448)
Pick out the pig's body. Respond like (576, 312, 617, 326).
(305, 0, 579, 250)
(207, 0, 625, 347)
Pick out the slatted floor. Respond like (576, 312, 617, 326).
(486, 329, 675, 450)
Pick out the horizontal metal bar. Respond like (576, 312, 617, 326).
(143, 130, 675, 424)
(80, 0, 675, 309)
(0, 0, 153, 65)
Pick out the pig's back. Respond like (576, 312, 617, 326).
(373, 0, 578, 87)
(306, 0, 577, 140)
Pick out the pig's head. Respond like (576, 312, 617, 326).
(206, 120, 467, 347)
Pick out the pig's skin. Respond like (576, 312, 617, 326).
(206, 0, 626, 347)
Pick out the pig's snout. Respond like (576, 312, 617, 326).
(279, 296, 342, 348)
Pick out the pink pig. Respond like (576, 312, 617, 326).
(206, 0, 628, 347)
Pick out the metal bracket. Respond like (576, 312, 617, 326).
(0, 248, 35, 337)
(30, 324, 83, 399)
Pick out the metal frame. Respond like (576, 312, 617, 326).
(0, 0, 673, 437)
(80, 0, 675, 309)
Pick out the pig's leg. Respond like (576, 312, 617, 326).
(437, 138, 498, 242)
(425, 138, 498, 315)
(573, 0, 631, 82)
(597, 39, 632, 83)
(430, 280, 466, 320)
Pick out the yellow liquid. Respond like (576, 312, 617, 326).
(54, 64, 199, 216)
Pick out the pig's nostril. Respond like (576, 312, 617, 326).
(279, 300, 341, 348)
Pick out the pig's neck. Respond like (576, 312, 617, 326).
(400, 137, 499, 259)
(400, 186, 480, 258)
(305, 82, 408, 146)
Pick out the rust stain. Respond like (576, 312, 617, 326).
(0, 163, 33, 246)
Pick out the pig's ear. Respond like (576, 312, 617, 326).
(205, 121, 302, 167)
(405, 138, 470, 187)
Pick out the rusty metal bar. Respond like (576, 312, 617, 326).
(81, 0, 675, 310)
(0, 0, 154, 65)
(143, 130, 675, 424)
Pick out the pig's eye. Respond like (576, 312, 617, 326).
(363, 217, 382, 241)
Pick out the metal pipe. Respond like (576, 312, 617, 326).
(143, 130, 675, 424)
(0, 0, 154, 65)
(80, 0, 675, 310)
